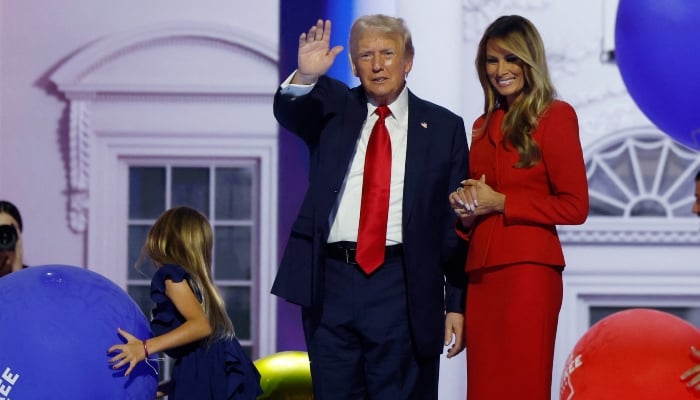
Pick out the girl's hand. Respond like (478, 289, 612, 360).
(107, 327, 145, 376)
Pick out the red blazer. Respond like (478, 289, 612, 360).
(458, 100, 588, 271)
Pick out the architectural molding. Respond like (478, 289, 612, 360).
(47, 21, 278, 356)
(559, 225, 700, 244)
(51, 21, 276, 95)
(67, 100, 92, 232)
(49, 21, 278, 233)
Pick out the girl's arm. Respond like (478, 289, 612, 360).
(146, 279, 213, 353)
(107, 279, 212, 376)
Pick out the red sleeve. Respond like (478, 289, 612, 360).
(454, 219, 473, 241)
(503, 101, 589, 226)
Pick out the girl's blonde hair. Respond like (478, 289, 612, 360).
(475, 15, 556, 168)
(143, 206, 235, 342)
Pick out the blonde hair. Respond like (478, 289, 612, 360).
(143, 206, 235, 342)
(349, 14, 415, 63)
(475, 15, 556, 168)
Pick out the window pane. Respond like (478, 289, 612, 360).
(129, 167, 165, 219)
(127, 286, 154, 320)
(128, 225, 156, 279)
(586, 133, 700, 218)
(216, 167, 252, 219)
(214, 226, 251, 280)
(172, 167, 210, 213)
(221, 286, 251, 340)
(127, 159, 259, 359)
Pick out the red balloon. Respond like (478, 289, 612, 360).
(560, 308, 700, 400)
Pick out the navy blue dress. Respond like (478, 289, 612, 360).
(150, 264, 263, 400)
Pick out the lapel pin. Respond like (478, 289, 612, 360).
(420, 122, 428, 128)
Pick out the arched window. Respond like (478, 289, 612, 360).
(559, 127, 700, 244)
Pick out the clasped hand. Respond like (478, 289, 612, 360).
(449, 174, 505, 225)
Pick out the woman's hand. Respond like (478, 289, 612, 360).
(449, 174, 505, 225)
(449, 185, 478, 227)
(460, 174, 505, 215)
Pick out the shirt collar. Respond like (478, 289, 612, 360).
(368, 85, 409, 121)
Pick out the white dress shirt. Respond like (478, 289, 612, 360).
(280, 72, 407, 245)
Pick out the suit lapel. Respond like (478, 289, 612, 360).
(403, 91, 431, 225)
(332, 88, 367, 182)
(316, 87, 367, 224)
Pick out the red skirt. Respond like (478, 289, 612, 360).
(465, 263, 563, 400)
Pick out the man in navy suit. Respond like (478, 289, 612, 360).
(272, 15, 469, 399)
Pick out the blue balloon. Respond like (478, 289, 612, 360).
(615, 0, 700, 149)
(0, 265, 158, 399)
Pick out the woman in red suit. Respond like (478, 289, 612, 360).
(449, 15, 589, 400)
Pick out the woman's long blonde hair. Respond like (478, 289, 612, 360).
(143, 206, 235, 342)
(475, 15, 555, 168)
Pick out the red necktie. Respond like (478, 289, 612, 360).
(356, 105, 392, 274)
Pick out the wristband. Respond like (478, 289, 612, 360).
(143, 340, 149, 359)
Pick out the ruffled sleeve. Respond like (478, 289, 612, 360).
(149, 264, 201, 358)
(150, 264, 190, 303)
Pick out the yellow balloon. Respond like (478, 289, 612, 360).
(254, 351, 313, 399)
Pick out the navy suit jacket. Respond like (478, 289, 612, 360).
(272, 75, 469, 357)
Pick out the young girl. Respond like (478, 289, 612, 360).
(108, 206, 263, 399)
